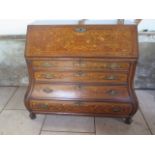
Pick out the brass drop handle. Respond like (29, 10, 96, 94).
(112, 107, 121, 112)
(75, 85, 83, 90)
(103, 75, 117, 80)
(75, 27, 86, 33)
(42, 62, 54, 67)
(73, 61, 80, 67)
(43, 73, 55, 79)
(80, 60, 86, 67)
(74, 101, 83, 105)
(38, 103, 49, 109)
(106, 63, 120, 69)
(106, 90, 118, 96)
(73, 60, 86, 67)
(43, 88, 53, 93)
(74, 71, 85, 77)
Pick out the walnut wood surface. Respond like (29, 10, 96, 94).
(29, 100, 132, 115)
(24, 24, 139, 121)
(31, 84, 130, 102)
(26, 25, 138, 58)
(32, 60, 130, 71)
(34, 71, 128, 84)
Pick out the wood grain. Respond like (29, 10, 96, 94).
(31, 84, 130, 102)
(26, 25, 138, 58)
(34, 71, 128, 84)
(29, 100, 132, 115)
(24, 23, 139, 122)
(32, 60, 130, 71)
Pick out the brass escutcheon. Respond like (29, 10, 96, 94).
(74, 101, 83, 105)
(112, 107, 121, 112)
(42, 62, 54, 67)
(106, 90, 118, 96)
(43, 88, 53, 93)
(103, 75, 117, 80)
(43, 73, 55, 79)
(75, 27, 86, 33)
(106, 63, 120, 69)
(75, 85, 83, 90)
(74, 71, 85, 77)
(38, 103, 49, 109)
(80, 60, 86, 67)
(73, 61, 80, 67)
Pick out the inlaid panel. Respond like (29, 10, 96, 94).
(31, 84, 130, 101)
(26, 25, 138, 57)
(29, 100, 132, 115)
(24, 23, 139, 120)
(32, 60, 130, 71)
(34, 71, 128, 84)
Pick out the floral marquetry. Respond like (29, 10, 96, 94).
(26, 25, 138, 58)
(24, 22, 139, 124)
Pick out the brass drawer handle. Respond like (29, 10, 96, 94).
(103, 75, 117, 80)
(73, 60, 86, 67)
(112, 107, 121, 112)
(74, 101, 83, 105)
(80, 61, 86, 67)
(74, 71, 85, 77)
(73, 61, 80, 67)
(38, 103, 49, 109)
(106, 90, 118, 96)
(75, 85, 83, 90)
(75, 27, 86, 33)
(106, 63, 120, 69)
(43, 88, 53, 93)
(42, 62, 54, 67)
(42, 73, 55, 79)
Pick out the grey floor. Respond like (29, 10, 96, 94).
(0, 86, 154, 135)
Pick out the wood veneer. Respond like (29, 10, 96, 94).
(24, 23, 139, 124)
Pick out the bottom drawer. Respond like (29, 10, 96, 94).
(29, 100, 132, 115)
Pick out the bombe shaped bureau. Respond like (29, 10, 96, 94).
(24, 20, 139, 124)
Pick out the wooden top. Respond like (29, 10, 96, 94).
(25, 24, 138, 58)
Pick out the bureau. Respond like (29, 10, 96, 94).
(24, 20, 139, 124)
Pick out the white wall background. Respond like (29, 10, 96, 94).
(0, 20, 34, 35)
(138, 19, 155, 31)
(0, 19, 155, 35)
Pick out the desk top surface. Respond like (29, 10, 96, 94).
(26, 22, 138, 58)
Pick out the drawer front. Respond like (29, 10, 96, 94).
(31, 84, 130, 101)
(29, 100, 132, 115)
(34, 71, 128, 84)
(32, 60, 129, 71)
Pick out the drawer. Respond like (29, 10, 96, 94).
(32, 60, 130, 71)
(34, 71, 128, 84)
(31, 84, 130, 102)
(29, 100, 132, 115)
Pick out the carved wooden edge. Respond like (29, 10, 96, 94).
(24, 110, 131, 118)
(24, 30, 33, 112)
(127, 62, 139, 117)
(24, 59, 35, 112)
